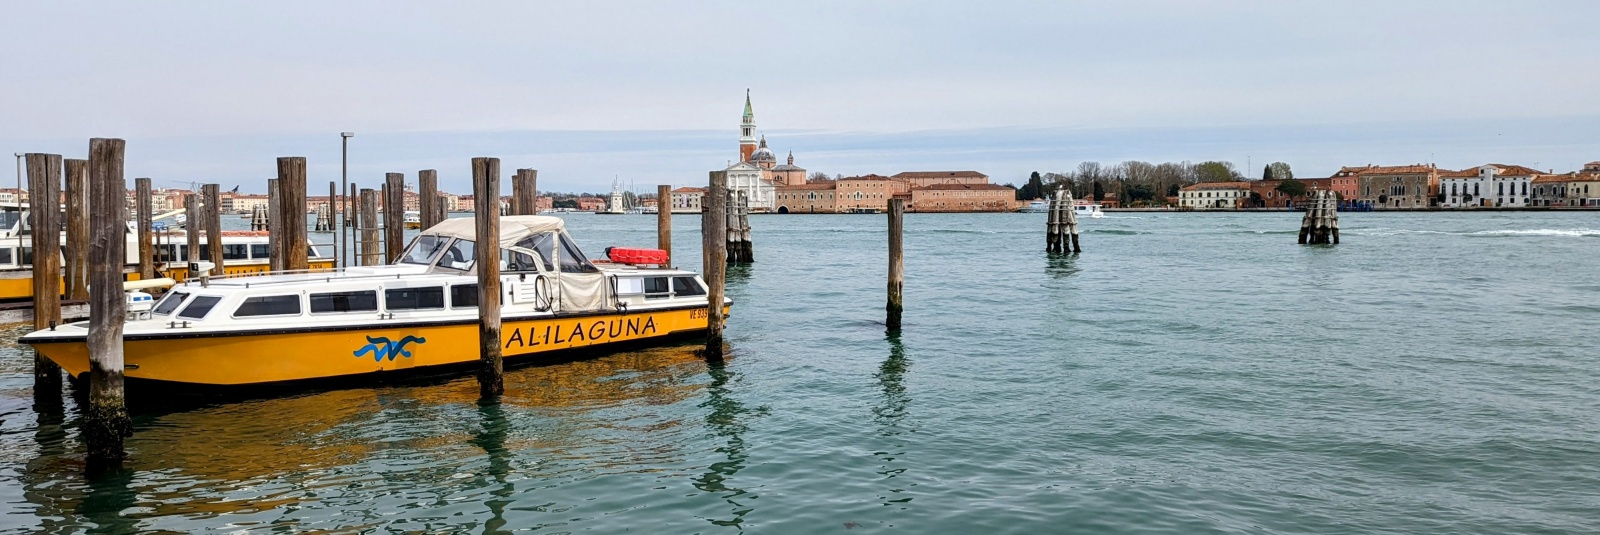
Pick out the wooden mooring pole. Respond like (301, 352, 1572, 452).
(725, 190, 753, 263)
(360, 188, 380, 266)
(278, 157, 309, 271)
(512, 169, 537, 216)
(419, 169, 440, 230)
(267, 178, 281, 270)
(27, 153, 63, 407)
(86, 138, 131, 471)
(1299, 190, 1339, 245)
(64, 158, 89, 300)
(702, 171, 728, 361)
(657, 184, 672, 264)
(1047, 187, 1081, 253)
(384, 172, 404, 263)
(184, 192, 200, 279)
(472, 157, 504, 398)
(135, 177, 154, 280)
(203, 184, 223, 276)
(887, 197, 905, 330)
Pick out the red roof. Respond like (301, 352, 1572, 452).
(671, 187, 707, 193)
(916, 183, 1014, 191)
(1180, 181, 1251, 190)
(891, 171, 988, 179)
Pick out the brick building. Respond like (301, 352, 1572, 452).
(890, 171, 989, 188)
(908, 183, 1017, 212)
(1355, 164, 1441, 209)
(774, 182, 838, 213)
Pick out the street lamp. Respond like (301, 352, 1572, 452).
(13, 153, 22, 262)
(340, 132, 354, 269)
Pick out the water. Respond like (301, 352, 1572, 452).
(3, 211, 1599, 533)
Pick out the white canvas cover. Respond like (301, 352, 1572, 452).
(422, 216, 566, 249)
(557, 272, 611, 312)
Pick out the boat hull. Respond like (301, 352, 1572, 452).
(29, 305, 721, 387)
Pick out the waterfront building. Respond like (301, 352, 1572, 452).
(909, 183, 1018, 212)
(836, 175, 910, 212)
(890, 171, 989, 188)
(1326, 166, 1367, 200)
(1439, 164, 1540, 208)
(725, 160, 777, 212)
(1542, 170, 1600, 207)
(1244, 178, 1333, 208)
(774, 181, 838, 213)
(670, 187, 706, 213)
(1178, 182, 1250, 209)
(1355, 164, 1441, 209)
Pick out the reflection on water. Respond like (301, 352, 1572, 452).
(874, 333, 913, 507)
(692, 360, 764, 529)
(1045, 252, 1080, 278)
(4, 342, 713, 533)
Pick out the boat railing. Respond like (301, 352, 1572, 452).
(181, 267, 432, 289)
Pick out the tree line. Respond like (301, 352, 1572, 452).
(1015, 160, 1295, 206)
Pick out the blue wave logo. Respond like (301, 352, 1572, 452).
(354, 335, 427, 362)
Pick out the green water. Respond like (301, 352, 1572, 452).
(2, 211, 1599, 533)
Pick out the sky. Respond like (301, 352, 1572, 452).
(2, 1, 1597, 194)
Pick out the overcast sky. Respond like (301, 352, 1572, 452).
(2, 1, 1597, 194)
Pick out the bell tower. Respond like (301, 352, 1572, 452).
(739, 89, 757, 162)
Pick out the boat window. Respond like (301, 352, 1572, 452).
(310, 290, 378, 313)
(177, 295, 223, 320)
(450, 284, 478, 308)
(234, 295, 303, 317)
(251, 244, 268, 259)
(401, 235, 450, 265)
(0, 247, 12, 265)
(514, 234, 557, 271)
(672, 276, 705, 297)
(438, 239, 475, 270)
(153, 291, 189, 315)
(505, 248, 539, 272)
(386, 287, 445, 310)
(644, 277, 670, 299)
(0, 212, 18, 230)
(558, 234, 599, 273)
(20, 247, 34, 265)
(198, 245, 210, 261)
(223, 244, 249, 260)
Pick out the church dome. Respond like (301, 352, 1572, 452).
(749, 146, 777, 162)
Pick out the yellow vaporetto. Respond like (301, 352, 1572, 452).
(23, 215, 730, 390)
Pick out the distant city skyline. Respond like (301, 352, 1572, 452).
(3, 1, 1597, 193)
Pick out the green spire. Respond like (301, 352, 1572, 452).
(743, 89, 753, 118)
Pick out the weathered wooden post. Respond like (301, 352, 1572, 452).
(419, 169, 440, 230)
(86, 137, 131, 471)
(360, 188, 380, 266)
(277, 158, 309, 271)
(64, 158, 89, 300)
(1046, 188, 1061, 253)
(657, 184, 672, 263)
(702, 171, 728, 361)
(267, 178, 281, 270)
(203, 184, 224, 276)
(512, 169, 537, 216)
(1063, 189, 1081, 253)
(184, 192, 200, 279)
(384, 172, 404, 263)
(135, 177, 154, 280)
(1329, 191, 1340, 245)
(472, 157, 504, 398)
(887, 197, 905, 330)
(27, 154, 63, 406)
(724, 191, 753, 263)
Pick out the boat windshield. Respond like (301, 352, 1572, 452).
(437, 239, 475, 271)
(0, 212, 19, 230)
(400, 235, 450, 265)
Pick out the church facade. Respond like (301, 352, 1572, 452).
(720, 91, 804, 212)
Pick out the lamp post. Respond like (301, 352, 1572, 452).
(340, 132, 354, 269)
(13, 153, 21, 264)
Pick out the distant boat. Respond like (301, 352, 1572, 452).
(1075, 202, 1105, 218)
(1020, 200, 1048, 213)
(403, 211, 422, 229)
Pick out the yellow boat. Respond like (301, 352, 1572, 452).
(23, 216, 727, 392)
(0, 202, 332, 300)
